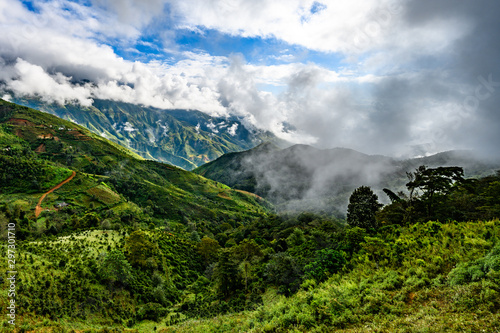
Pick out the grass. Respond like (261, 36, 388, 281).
(28, 230, 126, 259)
(86, 184, 122, 206)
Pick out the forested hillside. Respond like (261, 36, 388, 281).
(0, 99, 499, 332)
(0, 99, 272, 330)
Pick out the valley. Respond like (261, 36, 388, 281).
(0, 99, 499, 332)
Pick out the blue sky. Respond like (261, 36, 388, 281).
(1, 0, 500, 157)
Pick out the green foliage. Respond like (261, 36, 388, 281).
(347, 186, 382, 230)
(98, 249, 133, 286)
(136, 302, 167, 322)
(380, 166, 500, 224)
(286, 227, 306, 247)
(197, 236, 221, 265)
(214, 249, 241, 297)
(406, 165, 464, 218)
(160, 219, 500, 332)
(304, 249, 346, 282)
(266, 252, 302, 295)
(342, 226, 367, 255)
(77, 212, 100, 229)
(448, 244, 500, 285)
(124, 230, 159, 268)
(0, 153, 73, 193)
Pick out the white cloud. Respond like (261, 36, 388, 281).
(123, 122, 136, 132)
(166, 0, 408, 55)
(91, 0, 167, 27)
(146, 128, 156, 143)
(227, 122, 238, 136)
(0, 0, 498, 157)
(207, 121, 219, 133)
(156, 120, 169, 137)
(1, 59, 94, 106)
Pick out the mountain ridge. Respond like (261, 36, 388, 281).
(194, 143, 500, 216)
(4, 96, 288, 170)
(0, 98, 270, 226)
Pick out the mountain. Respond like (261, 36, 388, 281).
(0, 98, 270, 228)
(194, 143, 500, 216)
(7, 96, 287, 170)
(2, 98, 500, 332)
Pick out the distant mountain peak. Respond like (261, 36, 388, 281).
(253, 141, 281, 152)
(5, 96, 289, 170)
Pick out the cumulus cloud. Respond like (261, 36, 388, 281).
(168, 0, 388, 54)
(0, 59, 94, 106)
(0, 0, 499, 158)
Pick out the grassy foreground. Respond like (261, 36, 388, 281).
(160, 220, 500, 333)
(2, 219, 497, 332)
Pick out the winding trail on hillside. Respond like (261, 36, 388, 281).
(35, 171, 76, 218)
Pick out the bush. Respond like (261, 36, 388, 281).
(136, 302, 167, 322)
(379, 270, 403, 291)
(448, 244, 500, 286)
(304, 249, 346, 282)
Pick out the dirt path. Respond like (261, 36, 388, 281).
(35, 171, 76, 218)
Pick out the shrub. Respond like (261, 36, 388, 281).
(136, 302, 167, 322)
(304, 249, 346, 282)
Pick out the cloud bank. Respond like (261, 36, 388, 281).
(0, 0, 499, 157)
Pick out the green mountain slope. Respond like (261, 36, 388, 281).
(1, 99, 500, 332)
(9, 97, 286, 170)
(194, 144, 500, 215)
(165, 219, 500, 332)
(0, 98, 270, 228)
(0, 99, 272, 329)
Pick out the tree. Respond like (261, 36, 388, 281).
(286, 228, 306, 248)
(406, 166, 464, 218)
(232, 239, 263, 291)
(124, 230, 158, 268)
(197, 236, 221, 265)
(98, 250, 133, 286)
(347, 186, 382, 230)
(304, 249, 346, 281)
(379, 188, 414, 225)
(77, 212, 100, 229)
(265, 252, 302, 295)
(379, 165, 466, 224)
(214, 249, 240, 297)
